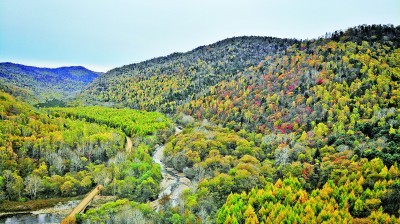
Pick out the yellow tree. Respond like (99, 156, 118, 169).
(244, 205, 259, 224)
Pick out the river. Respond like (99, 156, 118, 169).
(0, 200, 79, 224)
(151, 126, 191, 209)
(0, 213, 63, 224)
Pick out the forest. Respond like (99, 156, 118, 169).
(0, 63, 101, 105)
(79, 36, 298, 113)
(0, 24, 399, 223)
(0, 92, 173, 208)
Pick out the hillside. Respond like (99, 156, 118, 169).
(172, 25, 400, 222)
(80, 36, 298, 111)
(0, 63, 101, 105)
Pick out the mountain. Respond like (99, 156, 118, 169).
(169, 25, 400, 222)
(179, 25, 400, 135)
(80, 25, 399, 114)
(79, 36, 298, 111)
(0, 62, 101, 105)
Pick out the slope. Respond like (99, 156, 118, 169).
(168, 24, 400, 222)
(79, 36, 298, 112)
(0, 63, 101, 105)
(178, 24, 400, 165)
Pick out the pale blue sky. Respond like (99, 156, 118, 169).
(1, 0, 399, 72)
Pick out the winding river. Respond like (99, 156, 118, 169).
(151, 127, 191, 209)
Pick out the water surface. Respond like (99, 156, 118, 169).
(1, 213, 63, 224)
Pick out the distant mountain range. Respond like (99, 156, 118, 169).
(0, 62, 101, 105)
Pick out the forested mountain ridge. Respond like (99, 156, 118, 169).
(329, 24, 400, 47)
(0, 62, 101, 105)
(80, 36, 298, 111)
(79, 25, 400, 114)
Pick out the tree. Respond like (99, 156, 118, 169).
(63, 181, 76, 197)
(115, 207, 147, 224)
(93, 165, 111, 186)
(33, 162, 48, 177)
(135, 177, 158, 202)
(352, 198, 365, 217)
(3, 170, 13, 200)
(381, 182, 400, 215)
(25, 175, 42, 199)
(12, 173, 24, 200)
(275, 146, 289, 166)
(18, 157, 35, 178)
(244, 205, 259, 224)
(314, 122, 329, 137)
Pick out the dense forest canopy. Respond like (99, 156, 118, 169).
(1, 24, 399, 223)
(0, 92, 172, 207)
(49, 106, 172, 137)
(79, 36, 298, 112)
(0, 63, 101, 105)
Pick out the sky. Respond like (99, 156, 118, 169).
(1, 0, 399, 72)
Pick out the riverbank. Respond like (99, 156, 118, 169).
(0, 197, 82, 215)
(0, 195, 117, 223)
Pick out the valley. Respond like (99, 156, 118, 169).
(0, 24, 399, 223)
